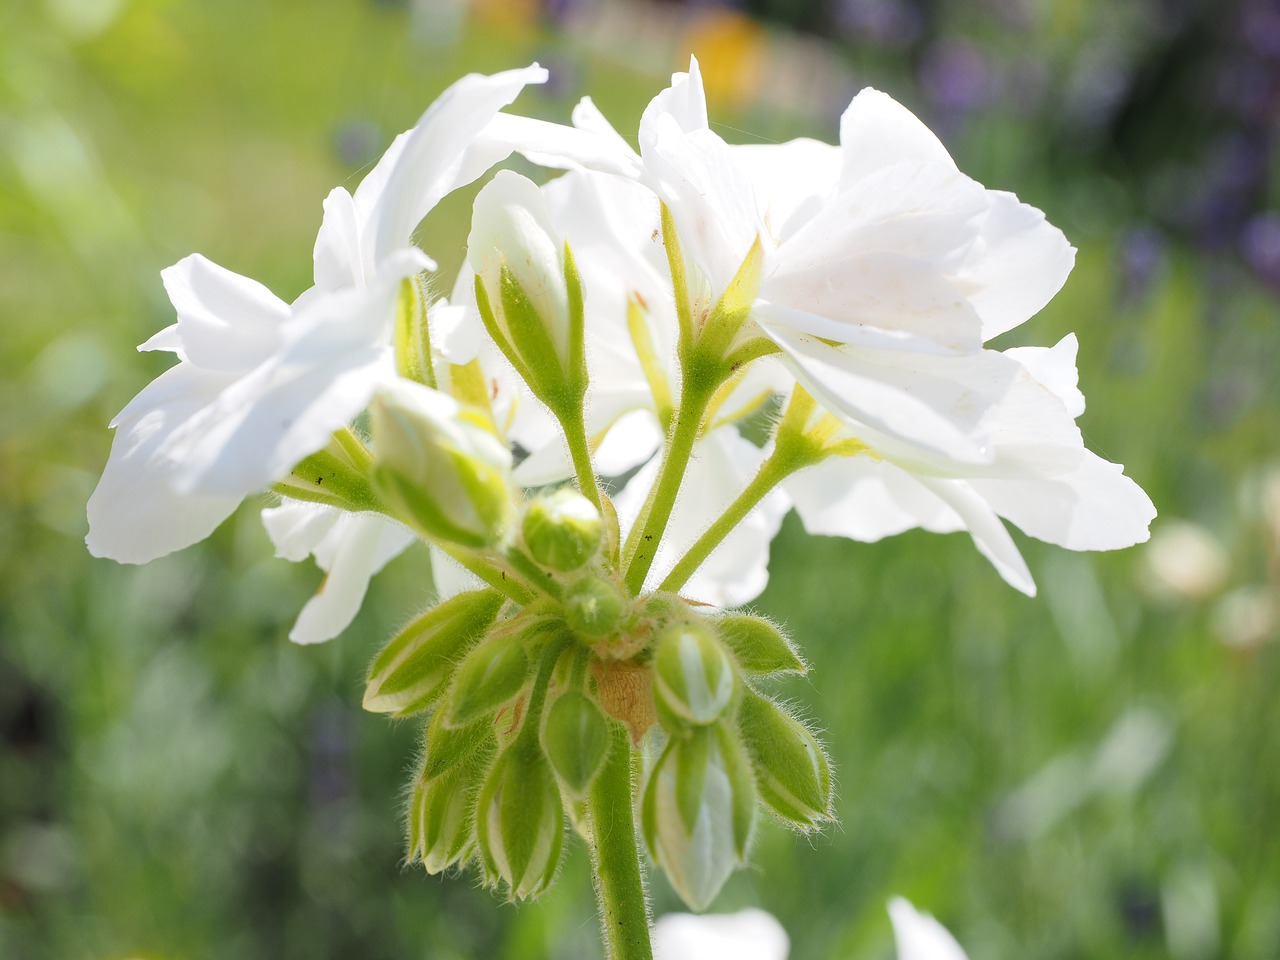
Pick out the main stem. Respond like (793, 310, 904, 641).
(588, 724, 652, 960)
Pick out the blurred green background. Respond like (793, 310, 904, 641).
(2, 0, 1278, 958)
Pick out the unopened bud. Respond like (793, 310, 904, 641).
(653, 620, 737, 727)
(715, 614, 806, 676)
(542, 691, 610, 797)
(363, 589, 504, 716)
(470, 171, 585, 408)
(564, 574, 626, 639)
(737, 690, 832, 830)
(422, 706, 495, 780)
(641, 725, 755, 910)
(448, 628, 531, 727)
(522, 488, 603, 571)
(369, 379, 515, 550)
(409, 748, 489, 875)
(476, 737, 565, 900)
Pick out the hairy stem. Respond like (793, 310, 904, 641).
(559, 405, 604, 512)
(587, 724, 652, 960)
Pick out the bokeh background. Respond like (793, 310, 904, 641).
(2, 0, 1279, 957)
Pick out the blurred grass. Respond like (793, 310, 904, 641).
(2, 1, 1279, 959)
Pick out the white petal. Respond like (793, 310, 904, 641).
(428, 544, 484, 601)
(653, 909, 790, 960)
(639, 57, 709, 143)
(286, 511, 414, 645)
(888, 898, 969, 960)
(86, 364, 242, 563)
(138, 323, 183, 356)
(368, 64, 548, 262)
(312, 186, 365, 291)
(839, 88, 956, 186)
(261, 501, 340, 561)
(593, 408, 663, 478)
(730, 138, 840, 241)
(1004, 334, 1085, 418)
(957, 190, 1076, 340)
(915, 475, 1036, 595)
(160, 254, 288, 373)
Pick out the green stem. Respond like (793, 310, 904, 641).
(658, 447, 803, 596)
(622, 376, 716, 595)
(439, 544, 532, 605)
(504, 546, 562, 601)
(559, 404, 604, 512)
(587, 723, 652, 960)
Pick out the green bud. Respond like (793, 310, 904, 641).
(653, 620, 737, 727)
(564, 574, 626, 639)
(369, 379, 515, 550)
(522, 488, 603, 571)
(737, 690, 832, 830)
(715, 614, 806, 676)
(541, 691, 610, 797)
(408, 749, 489, 875)
(363, 589, 504, 716)
(476, 737, 565, 900)
(641, 725, 756, 911)
(448, 629, 531, 727)
(423, 706, 495, 780)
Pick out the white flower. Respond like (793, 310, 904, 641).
(888, 898, 970, 960)
(261, 503, 414, 645)
(653, 909, 789, 960)
(87, 67, 547, 567)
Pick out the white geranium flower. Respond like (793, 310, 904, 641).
(888, 898, 970, 960)
(87, 67, 546, 566)
(653, 909, 789, 960)
(784, 335, 1155, 595)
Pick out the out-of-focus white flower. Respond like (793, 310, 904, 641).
(1141, 520, 1229, 601)
(261, 503, 414, 645)
(1212, 587, 1277, 650)
(889, 898, 970, 960)
(653, 908, 789, 960)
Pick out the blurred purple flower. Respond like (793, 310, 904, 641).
(834, 0, 922, 48)
(919, 39, 990, 119)
(1241, 211, 1280, 286)
(1117, 226, 1166, 303)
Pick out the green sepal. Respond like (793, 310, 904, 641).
(447, 627, 532, 727)
(363, 589, 504, 716)
(541, 691, 611, 797)
(737, 689, 832, 830)
(423, 705, 496, 780)
(409, 746, 490, 875)
(475, 735, 565, 900)
(715, 614, 806, 676)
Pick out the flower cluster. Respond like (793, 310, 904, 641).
(87, 59, 1154, 929)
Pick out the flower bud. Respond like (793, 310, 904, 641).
(737, 690, 832, 830)
(714, 614, 806, 676)
(541, 691, 610, 797)
(522, 488, 603, 572)
(409, 748, 489, 875)
(641, 725, 755, 910)
(653, 620, 737, 727)
(422, 706, 495, 780)
(564, 574, 626, 639)
(363, 589, 504, 716)
(476, 737, 565, 900)
(369, 379, 515, 550)
(447, 627, 531, 728)
(469, 171, 585, 409)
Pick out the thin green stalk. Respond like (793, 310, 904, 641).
(622, 376, 716, 594)
(587, 723, 653, 960)
(505, 546, 562, 601)
(439, 544, 533, 605)
(559, 405, 604, 511)
(658, 450, 801, 595)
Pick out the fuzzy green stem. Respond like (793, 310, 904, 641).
(504, 546, 562, 601)
(439, 545, 533, 605)
(559, 404, 604, 512)
(587, 723, 653, 960)
(622, 373, 717, 594)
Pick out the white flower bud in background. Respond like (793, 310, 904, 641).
(642, 725, 755, 910)
(469, 170, 585, 408)
(522, 488, 603, 571)
(653, 620, 737, 727)
(1140, 520, 1229, 602)
(369, 379, 515, 550)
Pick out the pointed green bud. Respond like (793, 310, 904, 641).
(423, 705, 495, 780)
(448, 628, 531, 727)
(737, 690, 832, 830)
(715, 614, 806, 676)
(476, 737, 565, 900)
(541, 691, 610, 797)
(408, 748, 489, 875)
(363, 589, 504, 716)
(641, 725, 756, 910)
(564, 574, 626, 639)
(469, 171, 586, 410)
(653, 620, 737, 727)
(522, 488, 603, 572)
(369, 379, 515, 550)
